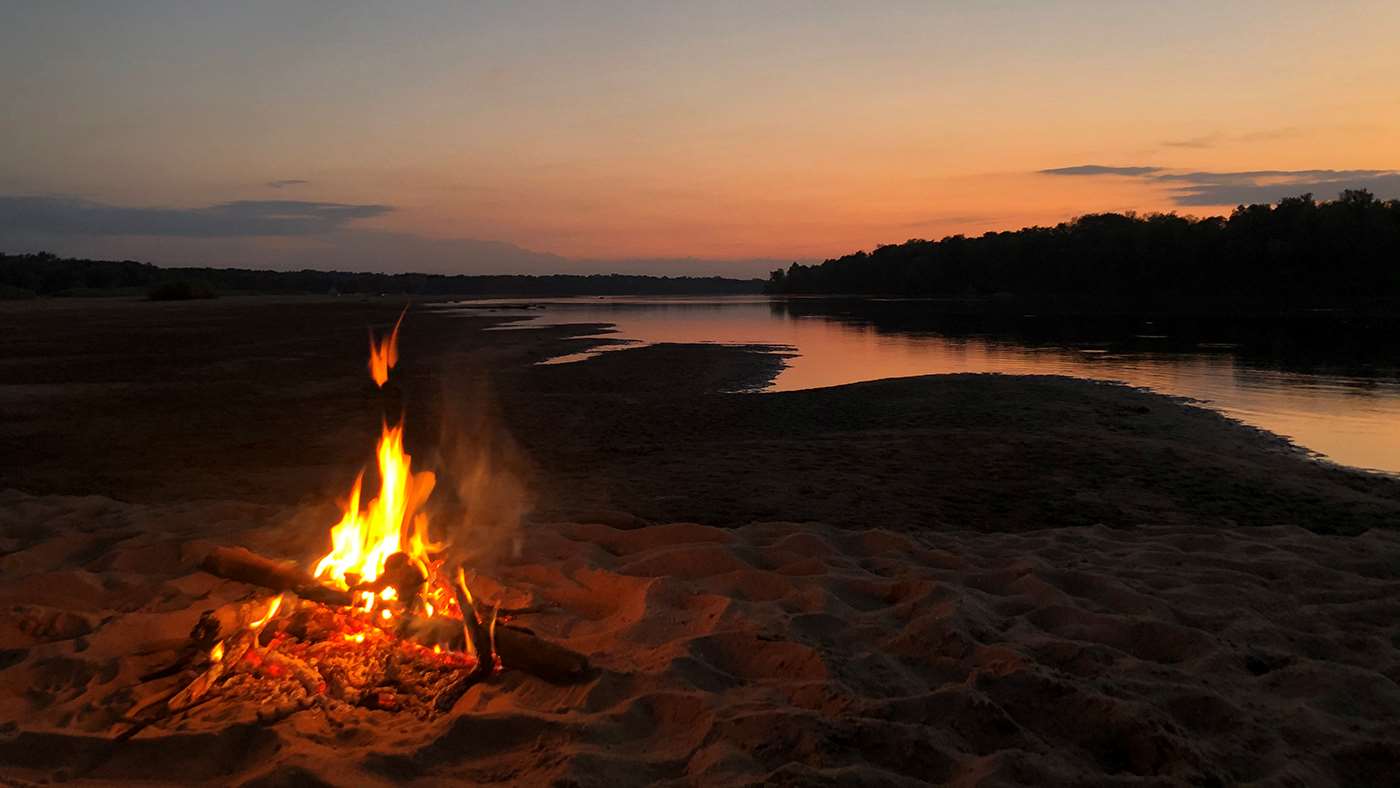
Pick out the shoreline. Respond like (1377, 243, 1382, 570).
(1, 295, 1396, 531)
(437, 294, 1400, 476)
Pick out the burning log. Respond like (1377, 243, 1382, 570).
(168, 594, 286, 712)
(402, 614, 589, 684)
(189, 598, 281, 648)
(350, 551, 426, 612)
(167, 630, 255, 712)
(200, 546, 352, 607)
(195, 545, 591, 688)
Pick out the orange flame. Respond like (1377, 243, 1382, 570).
(251, 594, 284, 631)
(314, 305, 466, 625)
(368, 308, 406, 387)
(312, 421, 442, 611)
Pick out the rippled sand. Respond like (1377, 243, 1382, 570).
(3, 491, 1398, 785)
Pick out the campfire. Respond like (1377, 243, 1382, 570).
(127, 308, 585, 734)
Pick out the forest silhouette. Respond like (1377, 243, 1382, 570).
(0, 254, 762, 299)
(766, 191, 1400, 310)
(7, 191, 1398, 306)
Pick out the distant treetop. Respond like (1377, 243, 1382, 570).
(0, 253, 764, 299)
(765, 191, 1400, 310)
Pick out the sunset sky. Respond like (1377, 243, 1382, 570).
(3, 1, 1398, 276)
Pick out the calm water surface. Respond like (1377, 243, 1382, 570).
(440, 296, 1400, 474)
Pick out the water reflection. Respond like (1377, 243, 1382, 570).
(440, 296, 1400, 474)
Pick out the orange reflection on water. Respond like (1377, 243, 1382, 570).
(450, 297, 1400, 474)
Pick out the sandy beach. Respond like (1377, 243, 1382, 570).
(2, 297, 1399, 785)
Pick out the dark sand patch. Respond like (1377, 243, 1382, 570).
(3, 296, 1395, 534)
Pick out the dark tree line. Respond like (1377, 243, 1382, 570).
(0, 253, 764, 298)
(766, 191, 1400, 310)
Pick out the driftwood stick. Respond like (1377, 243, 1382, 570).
(401, 614, 588, 683)
(114, 690, 185, 743)
(189, 598, 271, 648)
(121, 682, 187, 729)
(493, 625, 590, 684)
(434, 568, 496, 712)
(137, 650, 199, 683)
(167, 628, 256, 712)
(200, 546, 352, 607)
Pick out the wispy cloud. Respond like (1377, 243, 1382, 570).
(1234, 127, 1301, 143)
(893, 214, 992, 229)
(266, 179, 309, 189)
(1152, 169, 1389, 184)
(0, 196, 391, 237)
(1039, 165, 1163, 177)
(0, 194, 785, 276)
(1162, 135, 1218, 149)
(1037, 165, 1400, 206)
(1165, 170, 1400, 206)
(1160, 127, 1301, 150)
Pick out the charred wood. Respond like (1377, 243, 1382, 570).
(200, 546, 351, 607)
(195, 545, 591, 687)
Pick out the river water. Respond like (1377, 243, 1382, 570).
(441, 296, 1400, 475)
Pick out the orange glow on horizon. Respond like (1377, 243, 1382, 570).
(8, 2, 1399, 267)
